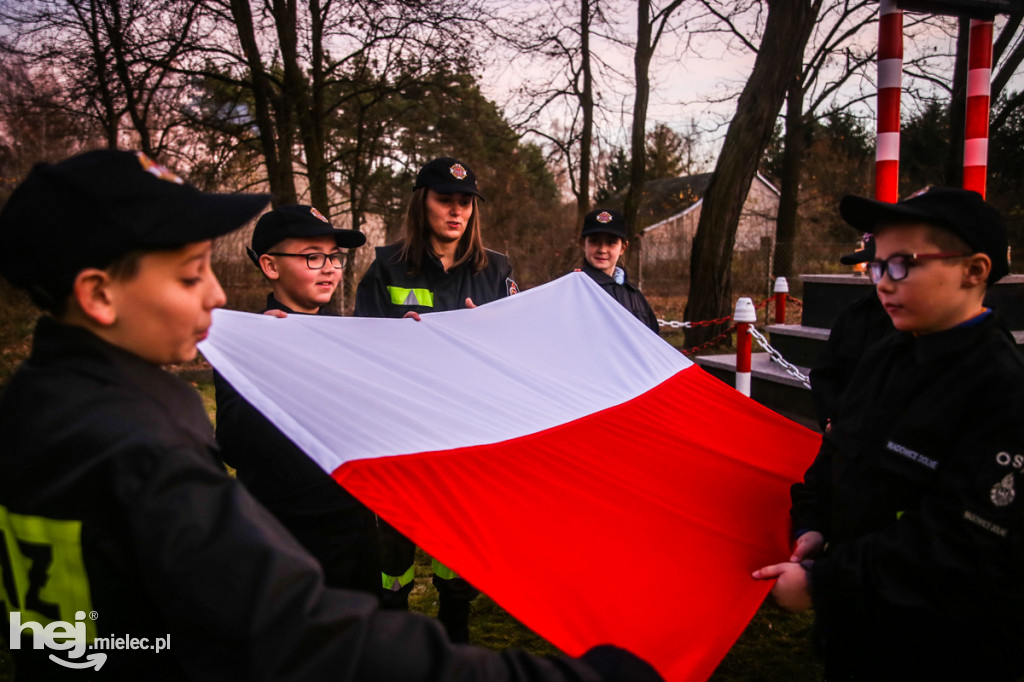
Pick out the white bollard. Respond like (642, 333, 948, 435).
(734, 297, 756, 397)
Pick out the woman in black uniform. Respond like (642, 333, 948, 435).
(354, 156, 517, 643)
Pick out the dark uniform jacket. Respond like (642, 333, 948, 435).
(791, 311, 1024, 680)
(579, 263, 659, 335)
(0, 317, 656, 682)
(808, 290, 894, 431)
(355, 243, 516, 318)
(214, 293, 377, 593)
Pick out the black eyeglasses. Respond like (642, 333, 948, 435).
(866, 252, 966, 284)
(265, 251, 347, 269)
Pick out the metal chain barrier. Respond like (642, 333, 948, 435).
(747, 326, 811, 389)
(785, 293, 803, 308)
(681, 324, 738, 356)
(659, 296, 775, 331)
(658, 313, 734, 330)
(658, 295, 781, 357)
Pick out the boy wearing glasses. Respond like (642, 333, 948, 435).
(214, 204, 380, 593)
(754, 187, 1024, 680)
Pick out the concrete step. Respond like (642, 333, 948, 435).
(694, 353, 819, 431)
(764, 324, 829, 368)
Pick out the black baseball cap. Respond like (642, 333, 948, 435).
(581, 208, 629, 241)
(413, 157, 484, 200)
(248, 204, 366, 267)
(839, 187, 1009, 283)
(0, 149, 269, 309)
(839, 235, 875, 265)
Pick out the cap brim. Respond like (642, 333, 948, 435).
(580, 225, 629, 240)
(839, 195, 937, 233)
(277, 222, 367, 249)
(147, 192, 270, 246)
(425, 183, 485, 201)
(839, 249, 871, 265)
(334, 229, 367, 248)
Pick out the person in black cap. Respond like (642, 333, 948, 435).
(576, 208, 658, 334)
(214, 204, 378, 594)
(808, 235, 893, 431)
(353, 157, 518, 642)
(0, 150, 663, 682)
(754, 187, 1024, 680)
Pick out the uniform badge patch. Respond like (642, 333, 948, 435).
(991, 472, 1016, 507)
(506, 277, 519, 295)
(135, 152, 184, 185)
(596, 211, 613, 224)
(310, 207, 330, 223)
(450, 163, 468, 180)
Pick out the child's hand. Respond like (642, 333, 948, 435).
(263, 309, 287, 318)
(751, 562, 812, 612)
(464, 297, 477, 309)
(402, 311, 421, 321)
(790, 530, 825, 562)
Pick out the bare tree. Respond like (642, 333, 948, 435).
(685, 0, 823, 347)
(621, 0, 686, 242)
(773, 0, 878, 279)
(0, 0, 199, 155)
(503, 0, 617, 229)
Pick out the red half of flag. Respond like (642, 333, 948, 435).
(202, 273, 820, 681)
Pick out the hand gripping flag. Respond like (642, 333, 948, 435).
(200, 272, 821, 681)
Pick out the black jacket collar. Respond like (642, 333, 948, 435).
(264, 293, 336, 317)
(581, 261, 635, 289)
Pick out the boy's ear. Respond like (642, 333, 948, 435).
(964, 253, 992, 287)
(259, 254, 281, 280)
(71, 268, 118, 326)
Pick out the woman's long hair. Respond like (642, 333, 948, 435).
(396, 188, 489, 275)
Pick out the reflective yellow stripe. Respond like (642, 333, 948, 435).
(382, 564, 416, 591)
(0, 505, 96, 641)
(387, 286, 434, 307)
(431, 558, 458, 581)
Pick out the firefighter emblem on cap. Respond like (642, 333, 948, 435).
(596, 211, 613, 224)
(136, 152, 184, 185)
(450, 163, 468, 180)
(310, 207, 330, 223)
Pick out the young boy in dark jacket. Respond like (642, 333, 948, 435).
(214, 204, 378, 593)
(754, 187, 1024, 681)
(0, 150, 661, 682)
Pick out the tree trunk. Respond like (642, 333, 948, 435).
(230, 0, 296, 205)
(685, 0, 821, 347)
(576, 0, 594, 231)
(276, 0, 328, 212)
(623, 0, 652, 256)
(773, 74, 806, 280)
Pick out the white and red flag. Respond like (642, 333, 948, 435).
(200, 272, 820, 681)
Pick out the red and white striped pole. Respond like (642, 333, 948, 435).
(876, 0, 903, 203)
(734, 297, 757, 397)
(964, 18, 993, 198)
(773, 277, 789, 326)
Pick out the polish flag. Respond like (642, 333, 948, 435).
(200, 272, 820, 681)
